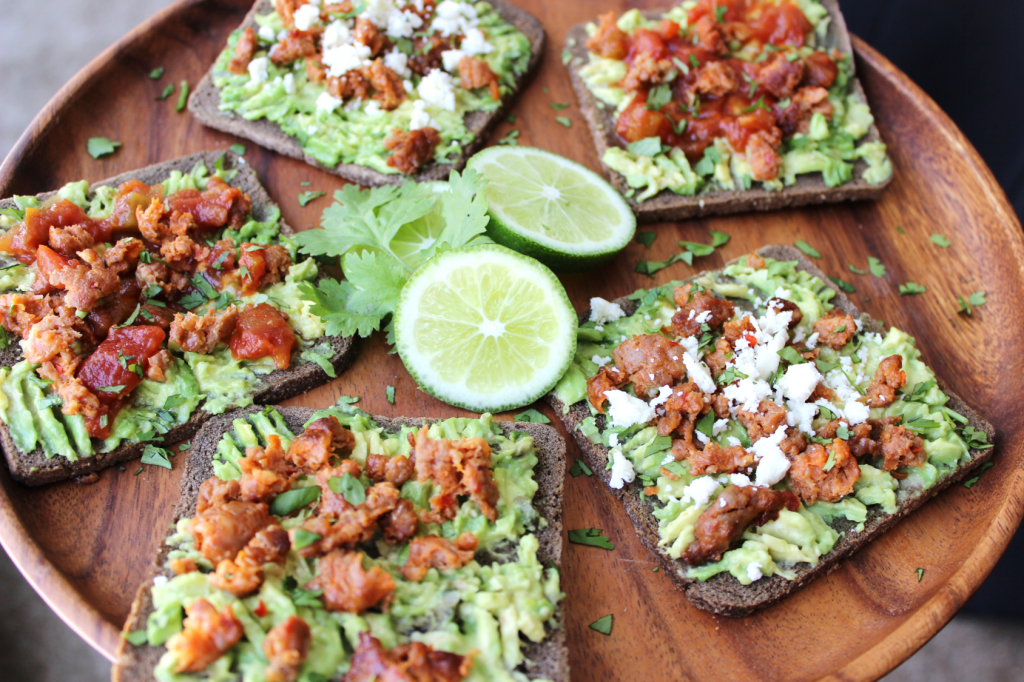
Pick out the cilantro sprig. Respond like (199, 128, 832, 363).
(568, 528, 614, 550)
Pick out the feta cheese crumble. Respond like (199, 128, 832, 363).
(247, 56, 269, 85)
(592, 355, 612, 368)
(315, 91, 343, 113)
(418, 68, 456, 111)
(293, 3, 322, 31)
(589, 297, 625, 325)
(682, 476, 720, 507)
(746, 561, 764, 582)
(604, 390, 655, 428)
(609, 449, 636, 489)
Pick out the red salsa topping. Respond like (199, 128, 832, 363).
(229, 303, 296, 370)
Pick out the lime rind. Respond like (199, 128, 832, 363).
(394, 244, 577, 413)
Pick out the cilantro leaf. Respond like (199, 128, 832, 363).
(271, 486, 321, 516)
(794, 240, 821, 259)
(627, 137, 664, 157)
(299, 279, 389, 339)
(957, 295, 972, 316)
(550, 102, 570, 110)
(899, 281, 927, 296)
(87, 137, 121, 159)
(141, 444, 173, 470)
(175, 80, 189, 112)
(343, 250, 409, 319)
(589, 614, 613, 635)
(636, 231, 657, 248)
(849, 263, 866, 275)
(828, 275, 856, 293)
(554, 116, 572, 127)
(386, 385, 396, 404)
(301, 349, 337, 378)
(568, 528, 614, 550)
(679, 241, 715, 257)
(969, 291, 987, 306)
(930, 234, 951, 248)
(916, 567, 925, 582)
(293, 528, 323, 550)
(514, 409, 550, 424)
(298, 191, 326, 207)
(329, 473, 366, 506)
(646, 84, 672, 111)
(497, 129, 519, 146)
(149, 67, 164, 79)
(229, 143, 246, 155)
(867, 256, 886, 278)
(569, 459, 593, 477)
(157, 83, 174, 100)
(709, 230, 730, 247)
(424, 169, 492, 259)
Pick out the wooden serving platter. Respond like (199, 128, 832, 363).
(1, 1, 1022, 680)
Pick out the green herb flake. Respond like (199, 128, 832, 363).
(848, 264, 867, 275)
(329, 473, 366, 506)
(515, 408, 550, 424)
(124, 630, 148, 646)
(568, 528, 614, 550)
(134, 466, 144, 475)
(652, 566, 659, 572)
(646, 84, 672, 111)
(561, 48, 572, 65)
(957, 295, 972, 316)
(497, 129, 520, 146)
(507, 113, 516, 123)
(569, 459, 593, 477)
(554, 116, 572, 128)
(916, 567, 925, 582)
(867, 256, 886, 278)
(298, 191, 326, 207)
(97, 385, 126, 394)
(896, 226, 906, 234)
(930, 234, 951, 248)
(270, 486, 321, 516)
(549, 102, 570, 110)
(636, 231, 657, 248)
(589, 614, 613, 635)
(175, 80, 189, 112)
(141, 444, 172, 470)
(679, 241, 715, 257)
(386, 385, 396, 404)
(87, 137, 121, 159)
(229, 143, 246, 156)
(689, 54, 701, 69)
(828, 275, 856, 294)
(969, 291, 987, 306)
(627, 137, 664, 157)
(899, 281, 927, 296)
(794, 240, 821, 258)
(709, 230, 730, 247)
(293, 528, 323, 550)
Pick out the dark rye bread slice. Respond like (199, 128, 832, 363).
(0, 151, 357, 486)
(563, 0, 893, 222)
(113, 405, 568, 682)
(189, 0, 545, 186)
(546, 245, 995, 616)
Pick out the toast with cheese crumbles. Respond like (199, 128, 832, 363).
(0, 151, 357, 486)
(563, 0, 893, 221)
(189, 0, 545, 185)
(113, 405, 568, 682)
(547, 245, 994, 616)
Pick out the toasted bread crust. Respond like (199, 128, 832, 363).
(562, 1, 893, 221)
(188, 0, 546, 186)
(547, 245, 996, 616)
(113, 406, 568, 682)
(0, 151, 358, 486)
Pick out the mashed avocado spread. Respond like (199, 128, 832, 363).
(213, 0, 532, 173)
(146, 407, 562, 682)
(0, 160, 327, 461)
(551, 256, 987, 585)
(577, 1, 893, 201)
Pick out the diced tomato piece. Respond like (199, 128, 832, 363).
(35, 245, 77, 285)
(660, 19, 681, 41)
(104, 179, 159, 232)
(238, 244, 267, 296)
(229, 303, 296, 370)
(77, 325, 167, 403)
(85, 402, 123, 440)
(86, 281, 143, 340)
(167, 177, 245, 230)
(629, 28, 667, 61)
(616, 94, 670, 143)
(0, 200, 107, 264)
(253, 600, 268, 618)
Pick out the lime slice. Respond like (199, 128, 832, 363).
(394, 244, 577, 412)
(388, 181, 449, 270)
(466, 146, 636, 272)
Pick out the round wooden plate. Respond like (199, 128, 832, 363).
(1, 1, 1022, 679)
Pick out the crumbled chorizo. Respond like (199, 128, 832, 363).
(686, 442, 755, 476)
(170, 557, 199, 575)
(586, 12, 630, 60)
(362, 59, 406, 110)
(167, 598, 244, 674)
(196, 477, 241, 514)
(365, 453, 414, 486)
(296, 482, 401, 557)
(344, 631, 472, 682)
(144, 349, 174, 382)
(788, 438, 860, 504)
(274, 0, 301, 27)
(586, 363, 627, 412)
(381, 498, 418, 544)
(49, 224, 95, 257)
(737, 400, 788, 443)
(657, 380, 706, 436)
(209, 525, 291, 596)
(306, 56, 327, 83)
(458, 56, 501, 101)
(239, 435, 301, 503)
(306, 550, 395, 613)
(270, 29, 319, 66)
(867, 355, 907, 407)
(160, 235, 199, 270)
(56, 377, 101, 419)
(692, 60, 738, 99)
(385, 127, 442, 174)
(315, 460, 363, 516)
(612, 333, 686, 399)
(413, 429, 499, 524)
(802, 51, 838, 88)
(703, 338, 733, 379)
(354, 17, 387, 56)
(621, 52, 674, 92)
(742, 253, 766, 269)
(692, 14, 728, 55)
(286, 415, 356, 472)
(22, 308, 81, 365)
(229, 27, 259, 74)
(767, 297, 802, 327)
(408, 34, 450, 75)
(812, 309, 856, 350)
(880, 424, 926, 471)
(401, 533, 478, 582)
(777, 86, 834, 137)
(42, 248, 121, 312)
(682, 485, 797, 565)
(746, 129, 783, 181)
(757, 52, 804, 99)
(328, 71, 371, 100)
(169, 305, 239, 354)
(0, 292, 58, 337)
(264, 616, 311, 682)
(779, 427, 808, 459)
(722, 315, 756, 345)
(189, 500, 274, 564)
(669, 284, 735, 338)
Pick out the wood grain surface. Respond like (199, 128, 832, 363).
(0, 1, 1022, 680)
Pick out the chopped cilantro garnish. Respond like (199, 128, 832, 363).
(554, 116, 571, 127)
(828, 275, 856, 293)
(293, 529, 323, 550)
(157, 83, 174, 100)
(794, 240, 821, 259)
(899, 281, 927, 296)
(87, 137, 121, 159)
(627, 137, 664, 157)
(867, 256, 886, 278)
(709, 230, 730, 247)
(507, 113, 516, 123)
(740, 96, 770, 114)
(175, 81, 190, 112)
(569, 459, 593, 477)
(270, 486, 321, 516)
(515, 409, 550, 424)
(568, 528, 614, 550)
(386, 385, 396, 404)
(916, 567, 925, 582)
(329, 473, 366, 506)
(497, 129, 520, 146)
(969, 291, 987, 306)
(141, 444, 173, 470)
(97, 385, 125, 393)
(896, 226, 906, 234)
(229, 143, 246, 155)
(930, 233, 951, 248)
(589, 614, 613, 635)
(298, 191, 326, 207)
(636, 231, 657, 248)
(778, 346, 805, 365)
(689, 54, 701, 68)
(679, 241, 715, 257)
(848, 264, 867, 275)
(645, 84, 672, 111)
(550, 102, 570, 110)
(148, 67, 164, 80)
(823, 447, 836, 471)
(561, 48, 572, 64)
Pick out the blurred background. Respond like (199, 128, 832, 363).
(0, 0, 1022, 679)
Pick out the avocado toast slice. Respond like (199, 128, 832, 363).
(0, 151, 357, 486)
(113, 404, 567, 682)
(547, 245, 994, 616)
(189, 0, 545, 185)
(563, 0, 893, 221)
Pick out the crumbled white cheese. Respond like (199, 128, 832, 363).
(293, 3, 322, 31)
(431, 0, 479, 36)
(460, 27, 494, 56)
(682, 476, 720, 507)
(589, 297, 625, 325)
(153, 575, 168, 587)
(247, 56, 269, 85)
(609, 449, 635, 489)
(786, 401, 819, 435)
(679, 334, 700, 358)
(315, 91, 343, 113)
(723, 376, 773, 413)
(383, 48, 410, 78)
(362, 0, 397, 27)
(608, 432, 619, 447)
(773, 287, 792, 300)
(843, 399, 871, 425)
(730, 473, 752, 487)
(695, 430, 710, 445)
(726, 436, 742, 447)
(649, 385, 673, 409)
(752, 426, 791, 487)
(322, 20, 352, 51)
(418, 68, 456, 110)
(324, 42, 373, 77)
(403, 79, 414, 93)
(761, 306, 793, 336)
(344, 96, 364, 112)
(791, 326, 806, 344)
(387, 9, 423, 38)
(283, 72, 295, 95)
(683, 353, 716, 394)
(712, 418, 729, 436)
(694, 310, 712, 325)
(856, 346, 869, 363)
(778, 362, 822, 404)
(258, 24, 276, 41)
(365, 100, 382, 116)
(687, 309, 696, 321)
(747, 561, 764, 582)
(805, 332, 819, 349)
(605, 390, 655, 428)
(441, 48, 466, 73)
(408, 99, 437, 130)
(592, 355, 612, 368)
(855, 317, 864, 331)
